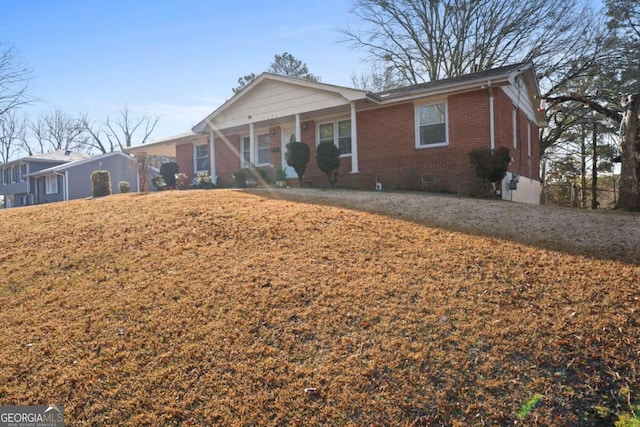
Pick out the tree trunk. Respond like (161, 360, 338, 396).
(618, 94, 640, 211)
(591, 122, 598, 209)
(580, 130, 587, 209)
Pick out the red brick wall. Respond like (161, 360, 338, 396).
(493, 88, 540, 181)
(176, 143, 194, 179)
(191, 87, 541, 191)
(214, 133, 241, 187)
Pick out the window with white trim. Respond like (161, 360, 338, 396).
(11, 166, 18, 183)
(19, 164, 27, 182)
(194, 144, 209, 173)
(416, 102, 448, 147)
(45, 175, 58, 194)
(2, 168, 9, 185)
(317, 119, 352, 155)
(241, 134, 271, 167)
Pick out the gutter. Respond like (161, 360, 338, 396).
(487, 80, 495, 150)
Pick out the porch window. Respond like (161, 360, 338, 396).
(45, 175, 58, 194)
(19, 164, 27, 182)
(241, 134, 271, 167)
(416, 102, 448, 147)
(195, 144, 209, 173)
(317, 119, 352, 156)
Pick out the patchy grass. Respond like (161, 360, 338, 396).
(0, 190, 638, 426)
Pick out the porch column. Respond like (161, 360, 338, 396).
(209, 130, 217, 183)
(350, 101, 359, 173)
(249, 123, 255, 167)
(295, 114, 301, 141)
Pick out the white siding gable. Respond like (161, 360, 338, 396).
(212, 80, 354, 129)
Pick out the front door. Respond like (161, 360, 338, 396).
(281, 127, 298, 179)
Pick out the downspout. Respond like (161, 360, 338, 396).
(488, 81, 495, 150)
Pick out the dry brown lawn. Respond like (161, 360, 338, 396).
(0, 189, 638, 426)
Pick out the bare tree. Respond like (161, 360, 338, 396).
(103, 105, 159, 151)
(25, 109, 87, 154)
(0, 110, 26, 163)
(0, 45, 31, 118)
(342, 0, 597, 84)
(79, 113, 112, 154)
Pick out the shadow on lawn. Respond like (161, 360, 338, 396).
(248, 188, 639, 265)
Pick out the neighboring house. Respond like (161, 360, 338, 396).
(0, 150, 90, 208)
(27, 151, 140, 204)
(127, 62, 547, 204)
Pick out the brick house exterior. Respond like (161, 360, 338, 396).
(128, 62, 546, 204)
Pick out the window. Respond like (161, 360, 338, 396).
(2, 168, 9, 185)
(242, 136, 251, 167)
(257, 134, 270, 165)
(19, 164, 27, 182)
(194, 144, 209, 172)
(416, 103, 447, 147)
(241, 134, 271, 167)
(45, 175, 58, 194)
(317, 119, 352, 155)
(11, 166, 18, 183)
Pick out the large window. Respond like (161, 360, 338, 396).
(317, 119, 352, 155)
(241, 134, 271, 167)
(416, 102, 447, 147)
(45, 175, 58, 194)
(194, 144, 209, 173)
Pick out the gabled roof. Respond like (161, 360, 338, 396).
(192, 73, 372, 133)
(125, 132, 204, 156)
(375, 62, 532, 99)
(27, 151, 134, 177)
(2, 150, 90, 166)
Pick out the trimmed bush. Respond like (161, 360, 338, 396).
(469, 147, 511, 195)
(119, 181, 130, 193)
(194, 172, 214, 189)
(159, 162, 179, 189)
(285, 141, 310, 186)
(91, 170, 111, 197)
(316, 141, 341, 186)
(232, 171, 247, 188)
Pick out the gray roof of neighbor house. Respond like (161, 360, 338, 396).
(1, 150, 91, 166)
(27, 151, 135, 177)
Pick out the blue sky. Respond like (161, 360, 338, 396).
(1, 0, 368, 142)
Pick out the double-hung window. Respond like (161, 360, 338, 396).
(317, 119, 352, 156)
(45, 175, 58, 194)
(241, 134, 271, 167)
(11, 166, 18, 183)
(194, 144, 209, 173)
(2, 168, 9, 185)
(19, 164, 27, 182)
(416, 102, 448, 147)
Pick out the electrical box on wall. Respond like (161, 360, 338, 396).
(508, 174, 519, 190)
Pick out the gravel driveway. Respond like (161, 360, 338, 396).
(258, 188, 640, 264)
